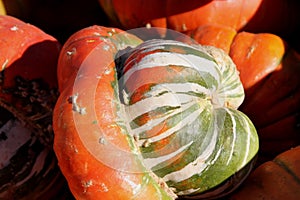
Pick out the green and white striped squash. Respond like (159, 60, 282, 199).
(119, 39, 259, 198)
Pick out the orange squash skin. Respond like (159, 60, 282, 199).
(98, 0, 261, 31)
(229, 146, 300, 200)
(0, 15, 59, 91)
(0, 15, 61, 146)
(98, 0, 300, 41)
(184, 24, 300, 162)
(53, 26, 175, 200)
(1, 0, 109, 43)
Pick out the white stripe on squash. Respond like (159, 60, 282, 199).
(120, 39, 258, 196)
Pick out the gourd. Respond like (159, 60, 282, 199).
(0, 15, 68, 199)
(53, 25, 259, 199)
(0, 0, 109, 43)
(98, 0, 300, 40)
(182, 24, 300, 163)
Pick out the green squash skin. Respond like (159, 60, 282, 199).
(118, 39, 259, 197)
(111, 33, 178, 200)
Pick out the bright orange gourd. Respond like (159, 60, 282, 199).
(0, 15, 69, 199)
(98, 0, 300, 41)
(0, 0, 109, 43)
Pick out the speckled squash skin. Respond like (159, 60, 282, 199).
(54, 25, 176, 200)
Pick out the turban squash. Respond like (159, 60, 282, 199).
(182, 24, 300, 164)
(53, 25, 259, 199)
(0, 15, 68, 199)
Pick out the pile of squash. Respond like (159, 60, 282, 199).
(0, 0, 299, 199)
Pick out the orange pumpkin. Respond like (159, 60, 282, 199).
(1, 0, 109, 43)
(182, 24, 300, 163)
(229, 145, 300, 200)
(98, 0, 300, 40)
(0, 15, 71, 199)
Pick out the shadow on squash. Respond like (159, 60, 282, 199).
(228, 145, 300, 200)
(239, 49, 300, 165)
(241, 0, 300, 51)
(0, 40, 59, 90)
(1, 0, 110, 43)
(0, 40, 73, 199)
